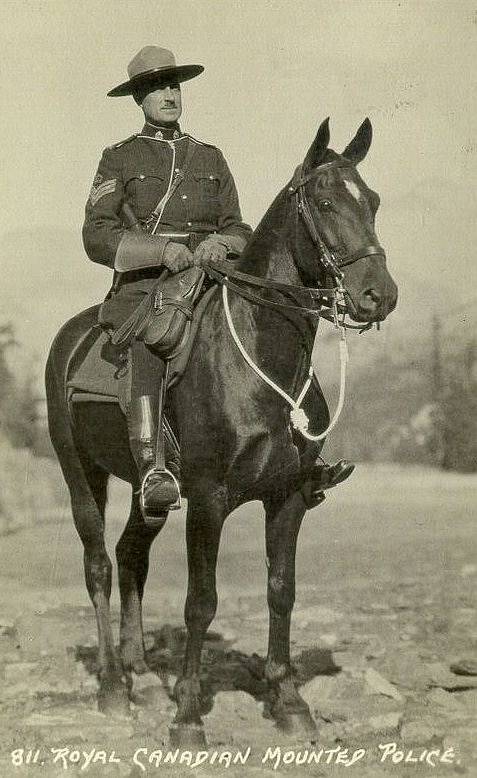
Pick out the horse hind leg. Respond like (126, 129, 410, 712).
(72, 457, 130, 715)
(46, 345, 128, 714)
(263, 489, 316, 735)
(116, 492, 166, 675)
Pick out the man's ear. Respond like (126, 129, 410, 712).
(342, 118, 373, 165)
(303, 117, 330, 173)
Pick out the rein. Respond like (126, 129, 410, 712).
(203, 159, 384, 442)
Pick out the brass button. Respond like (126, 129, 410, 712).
(187, 221, 192, 227)
(181, 194, 187, 200)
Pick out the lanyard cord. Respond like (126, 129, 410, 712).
(222, 284, 349, 442)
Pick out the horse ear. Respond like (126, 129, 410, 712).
(303, 117, 330, 172)
(342, 118, 373, 165)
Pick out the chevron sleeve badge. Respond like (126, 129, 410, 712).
(88, 177, 117, 207)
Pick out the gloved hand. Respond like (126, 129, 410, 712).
(194, 236, 228, 265)
(162, 242, 195, 273)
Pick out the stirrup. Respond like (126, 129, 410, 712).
(140, 466, 182, 526)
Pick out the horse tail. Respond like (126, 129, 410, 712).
(45, 307, 108, 522)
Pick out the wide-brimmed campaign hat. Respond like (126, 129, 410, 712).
(107, 45, 204, 97)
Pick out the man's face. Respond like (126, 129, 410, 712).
(138, 82, 182, 125)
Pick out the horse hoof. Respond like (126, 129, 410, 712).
(169, 723, 207, 750)
(98, 686, 130, 717)
(276, 709, 316, 736)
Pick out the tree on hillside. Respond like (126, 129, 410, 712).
(0, 323, 36, 449)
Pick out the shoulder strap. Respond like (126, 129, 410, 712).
(147, 141, 198, 233)
(109, 134, 138, 150)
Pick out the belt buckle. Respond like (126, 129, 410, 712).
(154, 289, 163, 312)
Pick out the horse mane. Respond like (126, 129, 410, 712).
(239, 149, 341, 273)
(238, 186, 291, 275)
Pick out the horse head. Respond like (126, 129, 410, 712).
(291, 118, 398, 323)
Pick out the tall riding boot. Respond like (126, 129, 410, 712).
(126, 391, 181, 524)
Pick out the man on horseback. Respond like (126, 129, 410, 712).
(82, 45, 354, 521)
(82, 46, 253, 518)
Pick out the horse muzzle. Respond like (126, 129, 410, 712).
(345, 275, 398, 323)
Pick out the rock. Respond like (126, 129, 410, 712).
(301, 675, 338, 709)
(209, 622, 237, 643)
(427, 688, 464, 712)
(368, 711, 403, 733)
(385, 650, 433, 690)
(131, 671, 172, 709)
(401, 719, 444, 745)
(75, 661, 99, 694)
(319, 633, 338, 647)
(364, 636, 386, 660)
(132, 671, 162, 690)
(332, 649, 366, 674)
(427, 661, 477, 690)
(206, 691, 276, 745)
(364, 668, 404, 702)
(451, 659, 477, 677)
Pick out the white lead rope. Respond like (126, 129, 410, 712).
(222, 284, 349, 442)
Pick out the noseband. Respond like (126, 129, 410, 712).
(288, 160, 386, 283)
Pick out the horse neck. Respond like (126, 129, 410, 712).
(230, 190, 317, 393)
(238, 190, 303, 286)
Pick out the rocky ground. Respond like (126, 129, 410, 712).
(0, 464, 476, 777)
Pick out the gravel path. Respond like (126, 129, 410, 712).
(0, 464, 476, 777)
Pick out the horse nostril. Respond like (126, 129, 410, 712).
(363, 288, 381, 306)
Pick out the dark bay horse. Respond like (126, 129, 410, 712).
(46, 118, 397, 745)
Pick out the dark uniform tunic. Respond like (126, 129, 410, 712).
(82, 122, 252, 327)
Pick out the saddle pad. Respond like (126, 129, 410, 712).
(68, 284, 218, 408)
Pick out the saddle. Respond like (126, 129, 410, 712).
(67, 273, 217, 411)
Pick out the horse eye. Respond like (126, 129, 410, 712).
(318, 199, 333, 210)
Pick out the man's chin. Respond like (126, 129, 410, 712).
(145, 111, 181, 126)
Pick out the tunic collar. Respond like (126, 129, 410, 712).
(141, 121, 183, 140)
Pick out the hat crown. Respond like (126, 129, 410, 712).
(127, 46, 177, 79)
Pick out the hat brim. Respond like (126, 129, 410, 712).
(107, 64, 204, 97)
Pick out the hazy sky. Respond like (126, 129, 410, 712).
(1, 0, 476, 369)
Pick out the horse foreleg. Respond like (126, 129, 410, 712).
(263, 489, 316, 735)
(171, 485, 227, 748)
(70, 462, 129, 715)
(116, 492, 165, 675)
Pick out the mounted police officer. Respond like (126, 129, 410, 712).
(83, 45, 354, 523)
(83, 46, 252, 520)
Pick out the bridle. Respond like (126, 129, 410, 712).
(205, 158, 386, 331)
(203, 157, 387, 443)
(288, 159, 386, 283)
